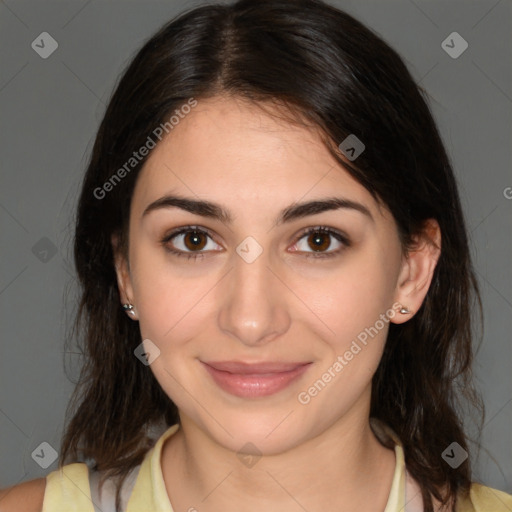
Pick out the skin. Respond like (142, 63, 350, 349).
(0, 479, 46, 512)
(114, 95, 441, 512)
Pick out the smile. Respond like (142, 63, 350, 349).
(201, 360, 312, 398)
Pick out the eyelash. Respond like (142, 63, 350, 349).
(160, 225, 351, 261)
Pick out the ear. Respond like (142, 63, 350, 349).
(112, 233, 138, 321)
(391, 219, 441, 324)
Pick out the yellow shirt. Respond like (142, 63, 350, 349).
(42, 423, 512, 511)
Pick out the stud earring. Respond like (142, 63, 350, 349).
(399, 306, 411, 314)
(123, 303, 136, 316)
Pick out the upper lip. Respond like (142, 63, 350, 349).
(202, 361, 311, 374)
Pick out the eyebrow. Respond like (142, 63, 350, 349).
(142, 194, 373, 226)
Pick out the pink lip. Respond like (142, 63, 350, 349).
(201, 360, 312, 398)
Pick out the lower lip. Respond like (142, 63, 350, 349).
(202, 363, 311, 398)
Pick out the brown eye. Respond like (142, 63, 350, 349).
(307, 231, 331, 252)
(292, 226, 350, 259)
(161, 226, 223, 259)
(183, 230, 208, 251)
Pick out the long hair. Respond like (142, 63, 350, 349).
(61, 1, 483, 510)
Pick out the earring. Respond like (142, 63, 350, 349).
(123, 303, 136, 316)
(399, 306, 410, 314)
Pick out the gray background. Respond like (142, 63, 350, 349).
(1, 0, 511, 496)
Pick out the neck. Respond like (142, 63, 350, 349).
(161, 395, 396, 512)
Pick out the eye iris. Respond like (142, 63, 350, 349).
(184, 231, 207, 251)
(308, 232, 330, 252)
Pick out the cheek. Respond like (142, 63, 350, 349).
(301, 248, 398, 350)
(129, 251, 215, 406)
(129, 245, 216, 345)
(294, 262, 396, 419)
(293, 248, 400, 414)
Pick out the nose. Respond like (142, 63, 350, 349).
(217, 248, 291, 347)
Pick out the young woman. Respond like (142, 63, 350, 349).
(2, 0, 511, 511)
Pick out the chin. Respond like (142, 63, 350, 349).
(197, 406, 317, 456)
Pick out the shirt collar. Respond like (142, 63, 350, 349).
(127, 421, 408, 512)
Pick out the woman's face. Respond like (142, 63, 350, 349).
(116, 96, 417, 454)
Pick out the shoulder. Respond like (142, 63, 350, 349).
(0, 463, 94, 512)
(456, 482, 512, 511)
(0, 477, 46, 512)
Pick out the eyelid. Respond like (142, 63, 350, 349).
(161, 225, 219, 244)
(295, 225, 350, 246)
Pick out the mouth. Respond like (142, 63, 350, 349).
(200, 360, 312, 398)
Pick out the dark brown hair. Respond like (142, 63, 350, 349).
(61, 1, 484, 510)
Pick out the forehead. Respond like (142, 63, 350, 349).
(131, 96, 387, 223)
